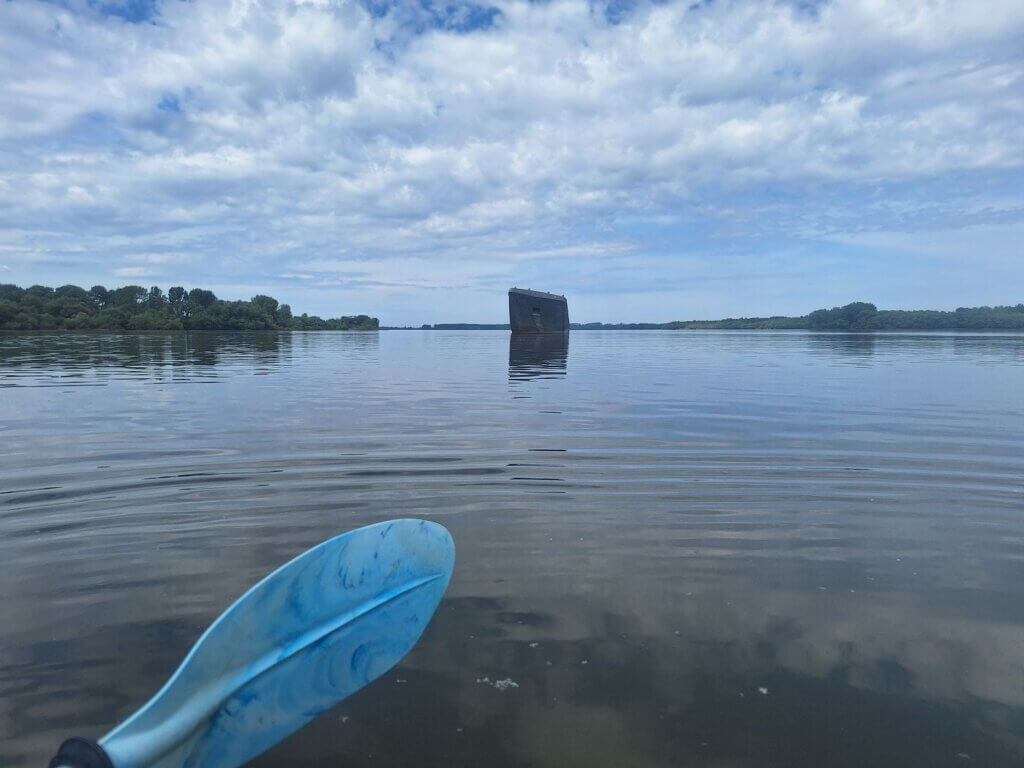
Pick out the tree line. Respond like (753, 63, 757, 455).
(577, 302, 1024, 331)
(0, 284, 378, 331)
(803, 302, 1024, 330)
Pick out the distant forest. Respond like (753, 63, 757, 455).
(406, 301, 1024, 331)
(573, 302, 1024, 331)
(0, 284, 378, 331)
(5, 288, 1022, 332)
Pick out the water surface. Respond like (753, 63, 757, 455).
(2, 330, 1024, 767)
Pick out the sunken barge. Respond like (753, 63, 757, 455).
(508, 287, 569, 334)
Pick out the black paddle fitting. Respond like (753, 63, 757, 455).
(48, 738, 114, 768)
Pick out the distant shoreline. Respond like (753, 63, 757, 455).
(392, 301, 1024, 332)
(381, 326, 1024, 333)
(3, 285, 1022, 332)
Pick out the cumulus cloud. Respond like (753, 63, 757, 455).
(0, 0, 1022, 321)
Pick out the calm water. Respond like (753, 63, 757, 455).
(3, 330, 1024, 767)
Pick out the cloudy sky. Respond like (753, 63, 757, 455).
(1, 0, 1022, 324)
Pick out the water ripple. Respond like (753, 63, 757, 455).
(3, 330, 1024, 767)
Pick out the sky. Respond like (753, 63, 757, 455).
(0, 0, 1022, 325)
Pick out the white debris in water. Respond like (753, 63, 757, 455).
(956, 752, 972, 760)
(395, 678, 407, 684)
(529, 642, 540, 648)
(476, 676, 519, 691)
(339, 715, 349, 724)
(758, 687, 769, 695)
(580, 660, 588, 665)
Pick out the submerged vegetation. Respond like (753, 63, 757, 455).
(0, 284, 378, 331)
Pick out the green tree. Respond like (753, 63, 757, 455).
(807, 302, 878, 330)
(251, 294, 278, 315)
(0, 282, 379, 331)
(0, 284, 25, 302)
(168, 286, 186, 308)
(46, 292, 91, 320)
(0, 298, 22, 327)
(840, 302, 878, 329)
(147, 286, 167, 309)
(110, 285, 146, 307)
(188, 288, 216, 308)
(55, 285, 90, 301)
(21, 285, 53, 311)
(88, 285, 109, 308)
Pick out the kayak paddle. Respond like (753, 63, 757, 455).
(49, 518, 455, 768)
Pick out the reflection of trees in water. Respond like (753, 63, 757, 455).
(807, 332, 1024, 366)
(508, 334, 569, 381)
(182, 331, 288, 366)
(0, 332, 301, 381)
(289, 329, 380, 360)
(951, 334, 1024, 364)
(806, 332, 877, 361)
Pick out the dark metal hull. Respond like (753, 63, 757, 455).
(508, 288, 569, 334)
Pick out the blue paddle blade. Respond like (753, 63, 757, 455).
(98, 519, 454, 768)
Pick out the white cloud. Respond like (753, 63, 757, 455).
(0, 0, 1022, 321)
(112, 266, 155, 278)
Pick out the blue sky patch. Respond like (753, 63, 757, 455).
(157, 94, 181, 113)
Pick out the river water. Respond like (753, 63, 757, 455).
(2, 330, 1024, 767)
